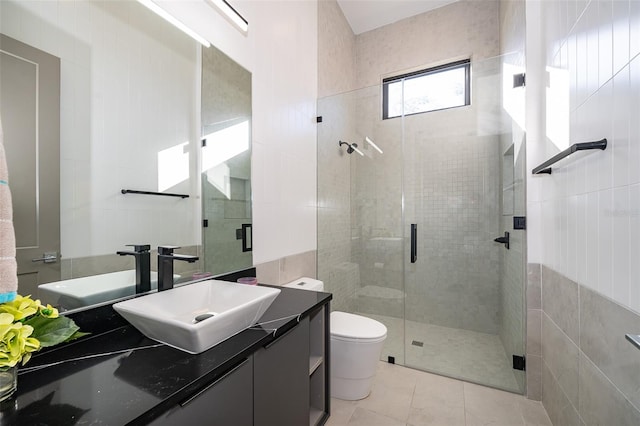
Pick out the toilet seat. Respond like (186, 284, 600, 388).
(331, 311, 387, 343)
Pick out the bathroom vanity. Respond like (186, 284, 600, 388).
(1, 284, 331, 425)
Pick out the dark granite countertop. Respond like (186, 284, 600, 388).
(0, 285, 331, 425)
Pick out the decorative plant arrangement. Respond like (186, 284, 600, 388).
(0, 295, 86, 401)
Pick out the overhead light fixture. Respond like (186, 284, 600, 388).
(137, 0, 211, 47)
(365, 136, 383, 154)
(208, 0, 249, 33)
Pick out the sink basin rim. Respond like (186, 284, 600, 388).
(113, 279, 281, 353)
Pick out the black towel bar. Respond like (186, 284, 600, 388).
(121, 189, 189, 199)
(532, 138, 607, 175)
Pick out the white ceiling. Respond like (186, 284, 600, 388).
(336, 0, 460, 35)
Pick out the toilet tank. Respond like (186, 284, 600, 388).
(283, 277, 324, 292)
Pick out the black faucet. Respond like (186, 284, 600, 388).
(117, 244, 151, 294)
(157, 246, 199, 292)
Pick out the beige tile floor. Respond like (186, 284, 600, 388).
(361, 313, 521, 392)
(326, 362, 552, 426)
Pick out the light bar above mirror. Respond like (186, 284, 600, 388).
(137, 0, 211, 47)
(208, 0, 249, 33)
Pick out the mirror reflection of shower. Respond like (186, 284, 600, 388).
(339, 140, 364, 156)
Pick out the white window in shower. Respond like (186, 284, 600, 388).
(382, 59, 471, 119)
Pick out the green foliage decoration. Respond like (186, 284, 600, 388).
(0, 295, 87, 370)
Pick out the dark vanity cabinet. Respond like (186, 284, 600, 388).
(15, 288, 331, 426)
(252, 305, 329, 426)
(146, 305, 329, 426)
(149, 357, 254, 426)
(254, 317, 310, 426)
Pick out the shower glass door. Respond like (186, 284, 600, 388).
(402, 53, 526, 393)
(317, 85, 406, 365)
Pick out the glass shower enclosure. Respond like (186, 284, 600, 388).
(317, 53, 526, 393)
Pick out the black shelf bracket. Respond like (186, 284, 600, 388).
(121, 189, 189, 199)
(532, 139, 607, 175)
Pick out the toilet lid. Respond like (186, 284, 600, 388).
(331, 311, 387, 340)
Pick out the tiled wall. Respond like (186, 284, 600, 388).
(318, 0, 357, 98)
(255, 250, 317, 287)
(525, 0, 640, 418)
(354, 0, 500, 90)
(527, 0, 640, 310)
(534, 264, 640, 424)
(316, 0, 359, 312)
(0, 0, 200, 260)
(247, 0, 318, 266)
(526, 263, 543, 401)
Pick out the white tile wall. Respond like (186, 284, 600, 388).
(632, 1, 640, 59)
(527, 0, 640, 313)
(612, 186, 630, 304)
(630, 183, 640, 312)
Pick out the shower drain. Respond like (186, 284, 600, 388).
(411, 340, 424, 347)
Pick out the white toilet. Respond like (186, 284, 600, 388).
(283, 278, 387, 401)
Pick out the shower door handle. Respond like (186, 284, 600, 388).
(411, 224, 417, 263)
(494, 231, 510, 249)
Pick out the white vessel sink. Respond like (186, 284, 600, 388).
(113, 279, 281, 354)
(38, 270, 168, 310)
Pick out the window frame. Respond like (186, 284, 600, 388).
(382, 59, 471, 120)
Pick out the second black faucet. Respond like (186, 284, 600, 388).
(157, 246, 199, 292)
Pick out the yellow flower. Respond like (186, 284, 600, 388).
(39, 304, 59, 319)
(0, 295, 39, 321)
(0, 294, 83, 370)
(0, 314, 40, 369)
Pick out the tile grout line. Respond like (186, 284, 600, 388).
(541, 356, 579, 421)
(462, 380, 468, 426)
(545, 268, 640, 419)
(408, 371, 417, 426)
(580, 346, 640, 416)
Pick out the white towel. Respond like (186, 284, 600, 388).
(0, 116, 18, 302)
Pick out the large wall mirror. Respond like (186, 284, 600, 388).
(0, 0, 252, 311)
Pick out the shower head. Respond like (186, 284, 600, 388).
(339, 141, 364, 156)
(345, 142, 357, 154)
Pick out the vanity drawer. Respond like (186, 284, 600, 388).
(254, 317, 310, 426)
(149, 357, 253, 426)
